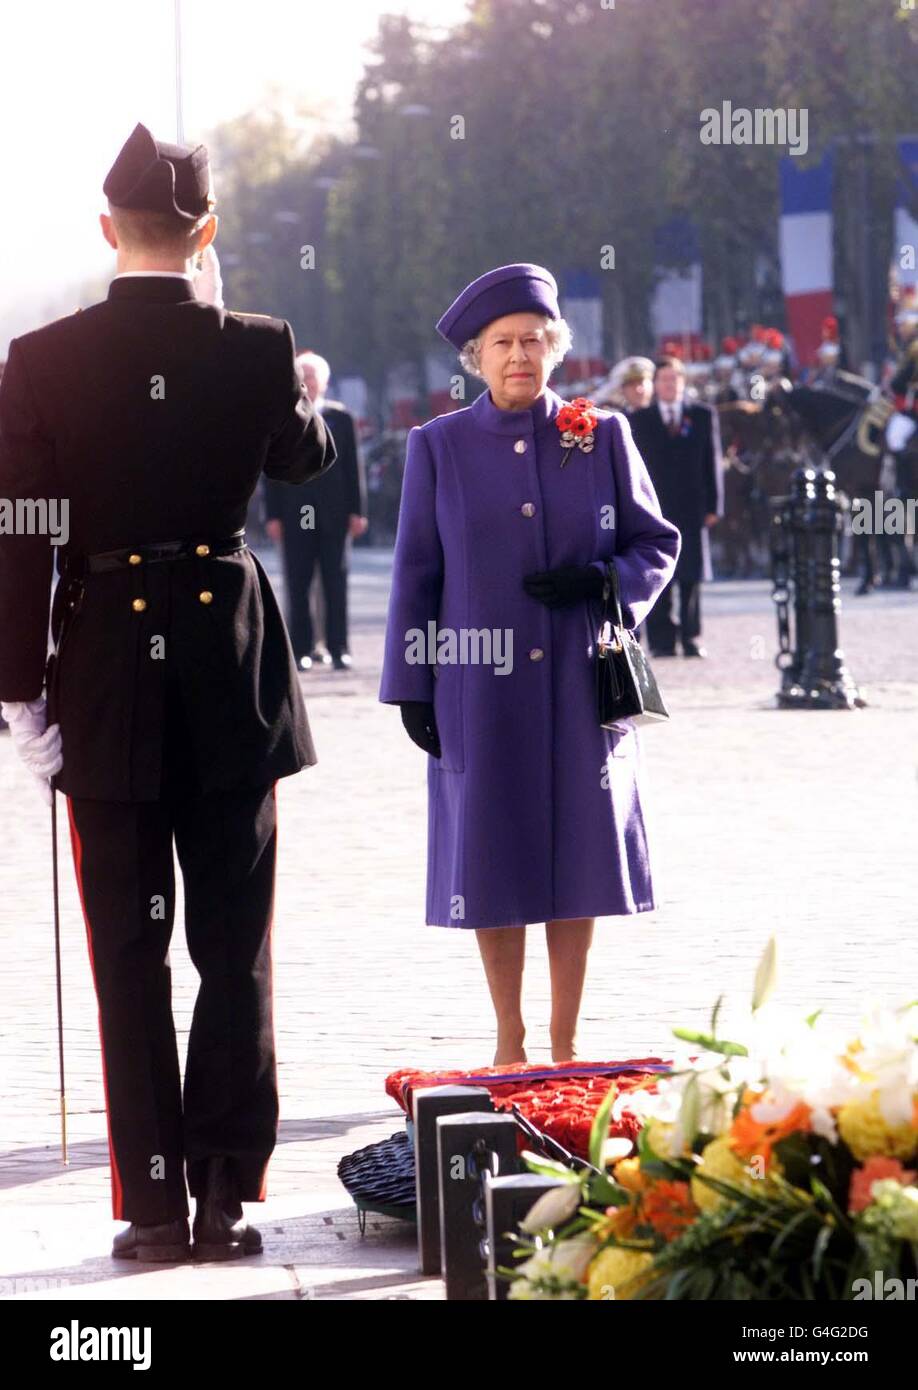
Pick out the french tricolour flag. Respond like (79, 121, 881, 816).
(779, 151, 834, 367)
(893, 137, 918, 290)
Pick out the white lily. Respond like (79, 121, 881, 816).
(519, 1183, 583, 1234)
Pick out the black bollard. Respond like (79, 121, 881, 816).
(484, 1173, 570, 1301)
(436, 1111, 520, 1301)
(771, 466, 865, 709)
(412, 1085, 493, 1276)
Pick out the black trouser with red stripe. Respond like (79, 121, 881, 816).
(66, 768, 279, 1225)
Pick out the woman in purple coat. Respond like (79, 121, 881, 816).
(379, 264, 680, 1064)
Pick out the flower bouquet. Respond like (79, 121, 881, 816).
(507, 939, 918, 1301)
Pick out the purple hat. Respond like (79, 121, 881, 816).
(104, 122, 214, 222)
(436, 263, 559, 350)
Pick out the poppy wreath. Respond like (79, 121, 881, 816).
(557, 396, 599, 466)
(385, 1058, 671, 1159)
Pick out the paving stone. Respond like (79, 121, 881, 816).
(1, 550, 915, 1300)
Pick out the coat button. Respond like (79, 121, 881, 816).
(128, 553, 142, 565)
(529, 647, 544, 661)
(521, 502, 536, 517)
(195, 544, 211, 557)
(199, 590, 213, 605)
(132, 597, 147, 613)
(513, 439, 527, 454)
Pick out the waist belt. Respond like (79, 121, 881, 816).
(66, 529, 247, 576)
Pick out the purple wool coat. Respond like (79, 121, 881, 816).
(379, 386, 681, 929)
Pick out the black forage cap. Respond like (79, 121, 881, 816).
(103, 122, 214, 221)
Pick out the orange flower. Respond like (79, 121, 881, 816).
(642, 1180, 697, 1240)
(594, 1202, 640, 1242)
(729, 1099, 812, 1167)
(848, 1156, 917, 1214)
(557, 405, 576, 430)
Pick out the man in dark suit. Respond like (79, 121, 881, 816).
(0, 124, 335, 1262)
(264, 351, 367, 671)
(630, 355, 724, 656)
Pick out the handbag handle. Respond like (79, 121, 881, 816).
(600, 560, 626, 632)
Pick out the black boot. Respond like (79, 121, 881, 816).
(191, 1156, 263, 1261)
(112, 1217, 190, 1262)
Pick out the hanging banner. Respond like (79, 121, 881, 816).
(893, 136, 918, 291)
(650, 216, 702, 349)
(779, 150, 834, 367)
(561, 268, 605, 381)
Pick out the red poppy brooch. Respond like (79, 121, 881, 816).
(556, 397, 599, 467)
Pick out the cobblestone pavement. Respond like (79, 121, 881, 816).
(1, 546, 916, 1300)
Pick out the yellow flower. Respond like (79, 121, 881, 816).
(612, 1157, 646, 1193)
(645, 1118, 681, 1160)
(837, 1092, 918, 1163)
(690, 1134, 783, 1212)
(587, 1246, 655, 1301)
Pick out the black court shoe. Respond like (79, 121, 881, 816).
(191, 1156, 263, 1262)
(112, 1218, 191, 1262)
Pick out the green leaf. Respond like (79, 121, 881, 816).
(812, 1223, 833, 1283)
(588, 1084, 618, 1170)
(768, 1206, 815, 1258)
(671, 1026, 748, 1057)
(587, 1173, 630, 1207)
(752, 936, 778, 1013)
(519, 1151, 581, 1182)
(678, 1073, 701, 1148)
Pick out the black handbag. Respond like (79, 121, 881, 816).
(595, 560, 669, 727)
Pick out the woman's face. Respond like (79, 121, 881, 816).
(479, 312, 553, 410)
(624, 377, 653, 410)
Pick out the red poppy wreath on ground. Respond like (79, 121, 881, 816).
(385, 1058, 673, 1159)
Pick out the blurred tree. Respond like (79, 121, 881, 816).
(206, 0, 918, 402)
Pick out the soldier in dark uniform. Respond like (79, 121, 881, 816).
(710, 338, 741, 404)
(0, 124, 336, 1262)
(596, 356, 655, 416)
(264, 351, 367, 670)
(884, 294, 918, 590)
(630, 355, 724, 656)
(887, 296, 918, 454)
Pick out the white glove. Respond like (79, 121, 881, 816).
(885, 411, 916, 454)
(1, 697, 63, 806)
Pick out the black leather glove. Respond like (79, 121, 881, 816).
(399, 701, 442, 758)
(523, 563, 605, 609)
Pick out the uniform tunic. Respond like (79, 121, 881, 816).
(0, 274, 335, 799)
(379, 386, 680, 929)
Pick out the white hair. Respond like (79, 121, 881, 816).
(459, 315, 573, 379)
(296, 350, 331, 389)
